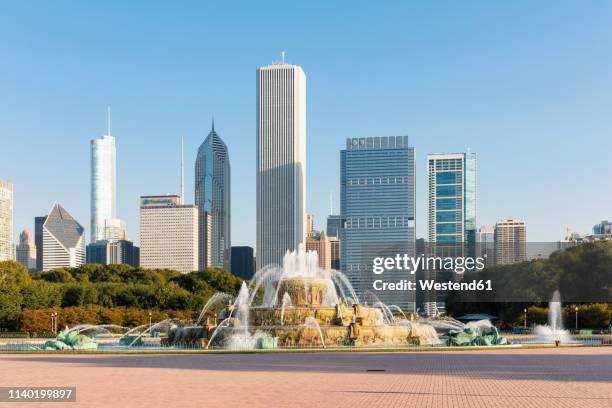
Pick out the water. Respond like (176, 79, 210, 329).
(303, 317, 326, 348)
(196, 292, 232, 326)
(534, 290, 572, 344)
(280, 292, 292, 326)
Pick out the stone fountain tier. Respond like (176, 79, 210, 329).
(275, 277, 334, 307)
(251, 303, 381, 327)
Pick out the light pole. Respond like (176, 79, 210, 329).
(575, 306, 578, 330)
(50, 312, 58, 334)
(149, 311, 152, 334)
(523, 308, 527, 328)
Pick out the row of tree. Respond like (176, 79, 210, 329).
(0, 261, 243, 331)
(446, 241, 612, 328)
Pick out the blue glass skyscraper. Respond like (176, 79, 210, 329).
(340, 136, 416, 311)
(425, 152, 476, 315)
(195, 122, 231, 272)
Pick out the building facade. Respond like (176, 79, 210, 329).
(494, 219, 527, 265)
(0, 180, 13, 261)
(256, 60, 306, 268)
(326, 215, 343, 239)
(477, 225, 495, 267)
(425, 152, 476, 315)
(86, 239, 139, 267)
(340, 136, 416, 311)
(42, 203, 85, 271)
(139, 195, 198, 273)
(230, 246, 255, 280)
(305, 231, 332, 270)
(195, 123, 231, 272)
(329, 236, 340, 270)
(427, 153, 476, 247)
(593, 220, 612, 235)
(16, 229, 36, 271)
(91, 129, 122, 242)
(34, 215, 47, 271)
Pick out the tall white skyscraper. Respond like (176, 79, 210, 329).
(256, 57, 307, 268)
(0, 179, 13, 261)
(90, 109, 124, 243)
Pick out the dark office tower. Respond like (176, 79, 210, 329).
(326, 215, 343, 239)
(231, 246, 254, 280)
(34, 215, 47, 271)
(195, 121, 231, 272)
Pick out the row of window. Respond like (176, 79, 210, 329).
(345, 216, 415, 229)
(346, 176, 412, 185)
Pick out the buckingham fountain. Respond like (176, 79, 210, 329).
(162, 245, 439, 349)
(31, 246, 517, 351)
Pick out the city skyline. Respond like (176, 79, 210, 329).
(3, 2, 612, 249)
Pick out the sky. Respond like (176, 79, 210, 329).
(1, 1, 612, 249)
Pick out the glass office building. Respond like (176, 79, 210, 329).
(425, 152, 476, 315)
(195, 122, 231, 272)
(340, 136, 415, 312)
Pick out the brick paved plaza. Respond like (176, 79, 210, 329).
(0, 347, 610, 408)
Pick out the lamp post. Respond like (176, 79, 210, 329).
(575, 306, 578, 330)
(523, 308, 527, 328)
(149, 311, 152, 333)
(50, 312, 58, 334)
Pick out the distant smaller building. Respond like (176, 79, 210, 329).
(231, 246, 254, 280)
(86, 240, 139, 267)
(16, 229, 36, 271)
(494, 219, 526, 265)
(593, 220, 612, 235)
(306, 231, 332, 270)
(326, 215, 342, 239)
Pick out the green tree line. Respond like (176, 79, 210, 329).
(446, 241, 612, 328)
(0, 261, 243, 331)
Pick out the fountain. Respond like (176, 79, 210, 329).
(534, 290, 572, 344)
(163, 245, 440, 349)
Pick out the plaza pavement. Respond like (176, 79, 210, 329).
(0, 347, 610, 408)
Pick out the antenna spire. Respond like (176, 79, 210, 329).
(180, 136, 184, 204)
(107, 106, 111, 136)
(212, 116, 215, 132)
(281, 51, 285, 64)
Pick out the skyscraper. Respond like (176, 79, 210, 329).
(42, 203, 85, 271)
(91, 110, 125, 243)
(340, 136, 416, 311)
(306, 231, 332, 270)
(195, 122, 231, 271)
(494, 219, 527, 265)
(0, 179, 12, 261)
(34, 215, 47, 271)
(86, 239, 139, 267)
(139, 195, 198, 273)
(477, 225, 495, 267)
(426, 152, 476, 315)
(256, 58, 306, 268)
(16, 229, 36, 271)
(427, 152, 476, 247)
(230, 246, 255, 280)
(326, 215, 343, 239)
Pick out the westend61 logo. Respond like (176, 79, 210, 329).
(371, 254, 492, 292)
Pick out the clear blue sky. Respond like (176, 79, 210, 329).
(2, 1, 611, 248)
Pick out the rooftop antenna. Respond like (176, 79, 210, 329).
(180, 136, 184, 204)
(107, 106, 111, 136)
(281, 51, 285, 64)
